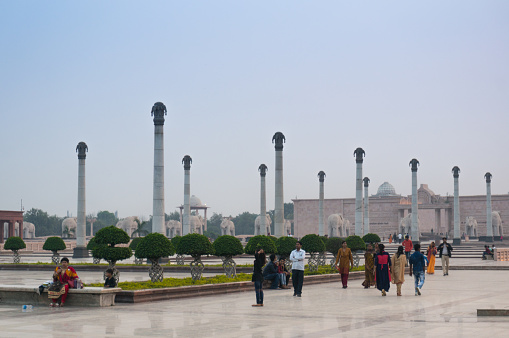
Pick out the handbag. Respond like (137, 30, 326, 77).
(47, 280, 65, 299)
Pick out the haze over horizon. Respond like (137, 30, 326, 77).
(1, 1, 508, 220)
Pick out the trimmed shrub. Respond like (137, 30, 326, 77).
(43, 237, 66, 252)
(325, 237, 343, 256)
(213, 235, 244, 258)
(362, 233, 381, 244)
(92, 226, 132, 263)
(176, 233, 214, 258)
(300, 234, 326, 253)
(87, 237, 99, 250)
(275, 236, 297, 259)
(3, 237, 26, 251)
(135, 233, 175, 261)
(268, 236, 278, 245)
(244, 235, 277, 255)
(319, 236, 328, 246)
(94, 225, 130, 246)
(171, 236, 181, 250)
(129, 237, 143, 251)
(346, 235, 366, 251)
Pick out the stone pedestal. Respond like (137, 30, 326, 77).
(73, 246, 90, 259)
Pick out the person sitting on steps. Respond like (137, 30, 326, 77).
(263, 253, 280, 289)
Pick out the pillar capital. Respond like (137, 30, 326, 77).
(318, 171, 326, 182)
(182, 155, 192, 170)
(354, 147, 365, 163)
(76, 142, 88, 159)
(258, 164, 268, 177)
(452, 166, 460, 178)
(272, 132, 285, 151)
(409, 158, 419, 172)
(484, 172, 492, 183)
(151, 102, 167, 125)
(363, 177, 370, 187)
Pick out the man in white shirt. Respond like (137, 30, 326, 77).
(290, 241, 306, 297)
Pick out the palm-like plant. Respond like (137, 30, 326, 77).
(131, 219, 149, 238)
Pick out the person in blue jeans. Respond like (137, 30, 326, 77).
(252, 248, 266, 307)
(263, 253, 280, 289)
(409, 243, 428, 296)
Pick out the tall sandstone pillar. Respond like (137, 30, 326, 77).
(258, 164, 268, 236)
(272, 132, 285, 237)
(73, 142, 89, 258)
(318, 171, 326, 236)
(452, 166, 461, 245)
(409, 158, 420, 242)
(354, 148, 365, 236)
(182, 155, 192, 235)
(363, 177, 370, 235)
(152, 102, 166, 234)
(484, 172, 493, 242)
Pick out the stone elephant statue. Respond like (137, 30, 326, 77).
(283, 219, 292, 236)
(189, 215, 204, 234)
(254, 214, 271, 236)
(344, 219, 351, 237)
(62, 217, 77, 238)
(116, 216, 140, 237)
(166, 220, 182, 238)
(399, 213, 420, 236)
(492, 211, 503, 237)
(465, 216, 477, 237)
(220, 218, 235, 236)
(328, 214, 346, 238)
(22, 222, 36, 238)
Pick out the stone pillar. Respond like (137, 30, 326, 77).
(363, 177, 370, 235)
(409, 158, 420, 242)
(354, 148, 365, 236)
(258, 164, 268, 236)
(0, 222, 3, 243)
(484, 172, 493, 242)
(182, 155, 192, 235)
(272, 132, 285, 237)
(73, 142, 89, 258)
(435, 209, 441, 235)
(152, 102, 166, 235)
(452, 166, 461, 245)
(318, 171, 326, 236)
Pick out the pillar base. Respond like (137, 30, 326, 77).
(73, 246, 90, 258)
(493, 237, 503, 242)
(479, 236, 494, 243)
(452, 238, 461, 245)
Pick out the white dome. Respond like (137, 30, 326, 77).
(376, 182, 398, 197)
(190, 195, 203, 207)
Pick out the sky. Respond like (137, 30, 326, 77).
(1, 1, 508, 221)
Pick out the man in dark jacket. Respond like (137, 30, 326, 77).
(437, 237, 453, 276)
(263, 254, 280, 289)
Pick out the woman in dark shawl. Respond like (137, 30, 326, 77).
(375, 243, 392, 296)
(252, 248, 266, 307)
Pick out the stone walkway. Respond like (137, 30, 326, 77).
(0, 269, 508, 337)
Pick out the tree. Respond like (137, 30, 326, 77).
(176, 233, 214, 281)
(205, 212, 223, 239)
(95, 210, 118, 232)
(92, 225, 132, 283)
(300, 234, 325, 272)
(135, 233, 175, 282)
(362, 233, 381, 244)
(326, 237, 343, 267)
(4, 236, 26, 263)
(131, 219, 149, 238)
(284, 202, 294, 220)
(212, 235, 244, 278)
(346, 235, 366, 251)
(244, 235, 277, 255)
(166, 211, 180, 221)
(275, 236, 297, 259)
(42, 237, 67, 264)
(87, 237, 103, 264)
(23, 208, 62, 236)
(231, 212, 258, 235)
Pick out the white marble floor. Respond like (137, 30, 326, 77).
(0, 270, 508, 337)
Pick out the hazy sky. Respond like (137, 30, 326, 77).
(1, 1, 508, 220)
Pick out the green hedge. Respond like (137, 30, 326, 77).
(325, 237, 343, 256)
(176, 233, 214, 258)
(3, 237, 26, 251)
(300, 234, 325, 253)
(42, 237, 66, 252)
(135, 233, 175, 260)
(275, 236, 297, 258)
(346, 235, 366, 251)
(212, 235, 244, 257)
(244, 235, 277, 254)
(362, 233, 381, 244)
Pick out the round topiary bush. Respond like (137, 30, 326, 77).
(129, 237, 143, 251)
(275, 236, 297, 259)
(87, 237, 103, 264)
(326, 237, 343, 256)
(3, 236, 26, 264)
(300, 234, 325, 253)
(362, 233, 381, 244)
(135, 233, 175, 282)
(176, 233, 214, 281)
(319, 236, 328, 246)
(92, 225, 132, 283)
(346, 235, 366, 252)
(43, 237, 67, 264)
(213, 235, 244, 278)
(94, 225, 131, 246)
(244, 235, 277, 255)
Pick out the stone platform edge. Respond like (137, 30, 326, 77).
(477, 309, 509, 316)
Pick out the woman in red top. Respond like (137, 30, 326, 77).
(51, 257, 78, 307)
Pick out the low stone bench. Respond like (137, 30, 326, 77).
(0, 285, 121, 307)
(494, 248, 509, 261)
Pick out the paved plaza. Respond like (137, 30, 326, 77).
(0, 266, 508, 337)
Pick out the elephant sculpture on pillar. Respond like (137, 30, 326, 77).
(327, 214, 346, 238)
(190, 215, 204, 234)
(166, 220, 182, 238)
(465, 216, 478, 237)
(399, 213, 420, 236)
(220, 218, 235, 236)
(492, 211, 503, 237)
(283, 219, 292, 236)
(61, 218, 77, 238)
(254, 214, 271, 236)
(22, 222, 36, 238)
(116, 216, 140, 237)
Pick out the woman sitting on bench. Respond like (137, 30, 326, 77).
(50, 257, 79, 307)
(482, 245, 493, 260)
